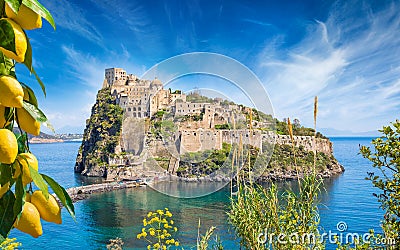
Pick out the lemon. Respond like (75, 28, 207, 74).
(5, 4, 42, 30)
(14, 202, 42, 238)
(16, 153, 38, 186)
(0, 129, 18, 164)
(0, 18, 27, 63)
(0, 76, 24, 108)
(31, 191, 62, 224)
(16, 108, 40, 136)
(0, 182, 10, 199)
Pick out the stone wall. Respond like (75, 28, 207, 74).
(180, 129, 332, 155)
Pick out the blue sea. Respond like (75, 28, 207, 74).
(9, 137, 385, 249)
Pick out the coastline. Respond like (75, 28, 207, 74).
(29, 138, 65, 144)
(65, 180, 146, 203)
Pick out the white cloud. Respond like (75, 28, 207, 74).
(41, 0, 103, 46)
(257, 0, 400, 133)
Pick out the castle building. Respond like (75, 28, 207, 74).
(104, 68, 186, 118)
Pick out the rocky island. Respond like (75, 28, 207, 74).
(75, 68, 343, 182)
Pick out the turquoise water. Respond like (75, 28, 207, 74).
(9, 138, 384, 249)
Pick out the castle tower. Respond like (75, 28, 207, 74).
(105, 68, 127, 86)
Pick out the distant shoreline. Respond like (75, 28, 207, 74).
(29, 138, 82, 144)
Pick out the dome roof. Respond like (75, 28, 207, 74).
(151, 77, 163, 87)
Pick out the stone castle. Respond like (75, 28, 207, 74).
(103, 68, 333, 161)
(75, 68, 341, 179)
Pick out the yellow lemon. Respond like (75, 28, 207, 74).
(0, 182, 10, 199)
(0, 105, 11, 128)
(0, 18, 27, 62)
(16, 108, 40, 136)
(0, 76, 24, 108)
(31, 191, 62, 224)
(0, 129, 18, 164)
(5, 4, 42, 30)
(16, 153, 38, 186)
(14, 202, 42, 238)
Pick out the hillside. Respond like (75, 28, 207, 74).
(75, 81, 343, 181)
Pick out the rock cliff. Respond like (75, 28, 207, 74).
(74, 88, 123, 176)
(75, 88, 343, 180)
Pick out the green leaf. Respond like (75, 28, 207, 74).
(22, 101, 47, 123)
(16, 132, 28, 154)
(20, 83, 38, 107)
(22, 34, 32, 72)
(28, 165, 48, 199)
(22, 0, 56, 29)
(0, 190, 16, 239)
(0, 19, 16, 54)
(41, 174, 75, 220)
(13, 176, 24, 221)
(42, 120, 55, 133)
(23, 101, 54, 132)
(0, 164, 11, 186)
(0, 52, 15, 76)
(31, 67, 46, 97)
(4, 0, 22, 13)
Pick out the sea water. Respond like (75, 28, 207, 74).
(9, 137, 384, 249)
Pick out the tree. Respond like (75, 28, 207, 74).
(360, 120, 400, 244)
(0, 0, 75, 243)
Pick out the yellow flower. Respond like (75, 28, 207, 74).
(153, 243, 160, 249)
(170, 239, 175, 244)
(166, 211, 172, 217)
(147, 245, 151, 250)
(174, 227, 177, 232)
(143, 218, 147, 226)
(170, 220, 174, 225)
(165, 208, 169, 211)
(137, 234, 142, 239)
(142, 228, 146, 233)
(147, 212, 153, 217)
(162, 246, 167, 250)
(160, 234, 165, 239)
(175, 241, 179, 246)
(164, 224, 169, 228)
(150, 230, 155, 236)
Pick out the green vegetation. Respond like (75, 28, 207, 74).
(137, 208, 180, 249)
(76, 88, 123, 170)
(214, 123, 231, 129)
(178, 143, 232, 177)
(275, 118, 327, 138)
(360, 120, 400, 244)
(265, 144, 335, 172)
(229, 175, 324, 249)
(186, 92, 215, 103)
(152, 120, 176, 139)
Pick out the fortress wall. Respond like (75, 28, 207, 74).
(180, 129, 333, 155)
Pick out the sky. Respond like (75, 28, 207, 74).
(16, 0, 400, 135)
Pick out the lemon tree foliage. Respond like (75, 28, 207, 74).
(360, 120, 400, 244)
(137, 208, 180, 249)
(0, 0, 75, 243)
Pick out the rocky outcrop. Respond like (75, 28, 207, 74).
(74, 88, 123, 176)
